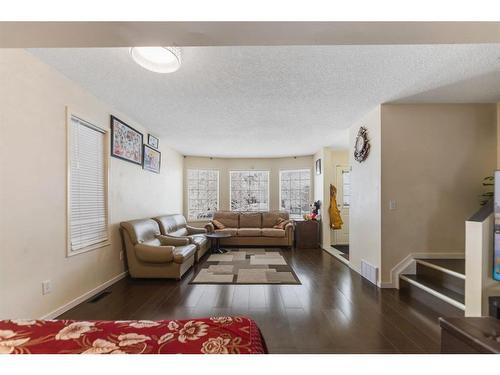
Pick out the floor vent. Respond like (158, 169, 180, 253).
(88, 291, 111, 303)
(361, 260, 378, 285)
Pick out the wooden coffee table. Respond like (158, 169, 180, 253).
(206, 232, 233, 254)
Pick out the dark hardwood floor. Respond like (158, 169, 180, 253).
(58, 248, 446, 353)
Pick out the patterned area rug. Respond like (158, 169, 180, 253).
(190, 248, 301, 285)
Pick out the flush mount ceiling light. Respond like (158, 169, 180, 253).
(129, 47, 181, 73)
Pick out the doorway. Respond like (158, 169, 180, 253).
(331, 165, 350, 262)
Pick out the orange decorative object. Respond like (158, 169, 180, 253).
(329, 184, 343, 229)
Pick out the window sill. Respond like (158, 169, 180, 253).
(67, 240, 111, 257)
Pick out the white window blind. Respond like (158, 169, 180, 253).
(230, 170, 269, 212)
(69, 115, 108, 253)
(187, 169, 219, 221)
(279, 169, 311, 219)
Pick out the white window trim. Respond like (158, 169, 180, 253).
(279, 168, 312, 219)
(66, 108, 111, 257)
(229, 170, 270, 212)
(342, 169, 351, 208)
(186, 169, 220, 222)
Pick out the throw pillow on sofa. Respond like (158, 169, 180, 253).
(212, 219, 226, 229)
(273, 218, 291, 229)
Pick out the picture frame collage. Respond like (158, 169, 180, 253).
(110, 115, 161, 173)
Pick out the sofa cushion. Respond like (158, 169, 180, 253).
(273, 219, 291, 229)
(120, 219, 161, 245)
(170, 228, 188, 237)
(239, 213, 262, 228)
(261, 228, 286, 238)
(212, 219, 226, 229)
(237, 228, 262, 237)
(172, 244, 196, 264)
(262, 211, 289, 228)
(215, 228, 238, 236)
(143, 238, 162, 247)
(213, 211, 239, 228)
(153, 214, 187, 235)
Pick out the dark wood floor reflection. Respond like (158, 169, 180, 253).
(59, 248, 444, 353)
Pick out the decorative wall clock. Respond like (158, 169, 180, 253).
(354, 126, 370, 162)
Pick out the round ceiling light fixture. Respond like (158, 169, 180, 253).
(129, 46, 181, 73)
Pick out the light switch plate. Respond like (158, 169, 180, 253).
(42, 280, 52, 295)
(389, 200, 397, 210)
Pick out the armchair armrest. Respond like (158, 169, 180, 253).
(284, 222, 295, 246)
(135, 243, 174, 263)
(186, 225, 208, 235)
(205, 222, 215, 233)
(156, 235, 190, 246)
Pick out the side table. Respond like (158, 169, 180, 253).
(294, 220, 320, 249)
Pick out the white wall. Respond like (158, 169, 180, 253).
(0, 49, 184, 319)
(183, 155, 313, 222)
(348, 107, 382, 278)
(465, 213, 495, 316)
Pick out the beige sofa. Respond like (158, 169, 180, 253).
(120, 218, 197, 279)
(205, 211, 294, 248)
(153, 214, 209, 262)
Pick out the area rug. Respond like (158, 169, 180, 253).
(190, 248, 301, 285)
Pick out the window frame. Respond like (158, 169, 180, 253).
(186, 168, 220, 222)
(66, 108, 110, 257)
(229, 170, 270, 212)
(278, 168, 312, 219)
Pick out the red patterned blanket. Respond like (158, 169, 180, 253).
(0, 317, 267, 354)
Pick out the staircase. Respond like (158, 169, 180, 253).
(400, 258, 465, 316)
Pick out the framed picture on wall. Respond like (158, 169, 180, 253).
(110, 115, 143, 165)
(147, 134, 159, 149)
(143, 144, 161, 174)
(315, 158, 322, 175)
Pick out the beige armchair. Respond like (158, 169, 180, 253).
(120, 218, 196, 279)
(153, 214, 209, 262)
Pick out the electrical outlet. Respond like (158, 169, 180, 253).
(389, 200, 397, 210)
(42, 280, 52, 295)
(119, 251, 124, 261)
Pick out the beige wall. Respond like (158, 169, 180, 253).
(348, 107, 382, 277)
(380, 104, 497, 284)
(183, 155, 313, 222)
(0, 50, 183, 318)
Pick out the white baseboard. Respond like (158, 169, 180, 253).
(40, 271, 128, 320)
(385, 251, 465, 289)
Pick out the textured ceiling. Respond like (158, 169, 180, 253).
(29, 45, 500, 157)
